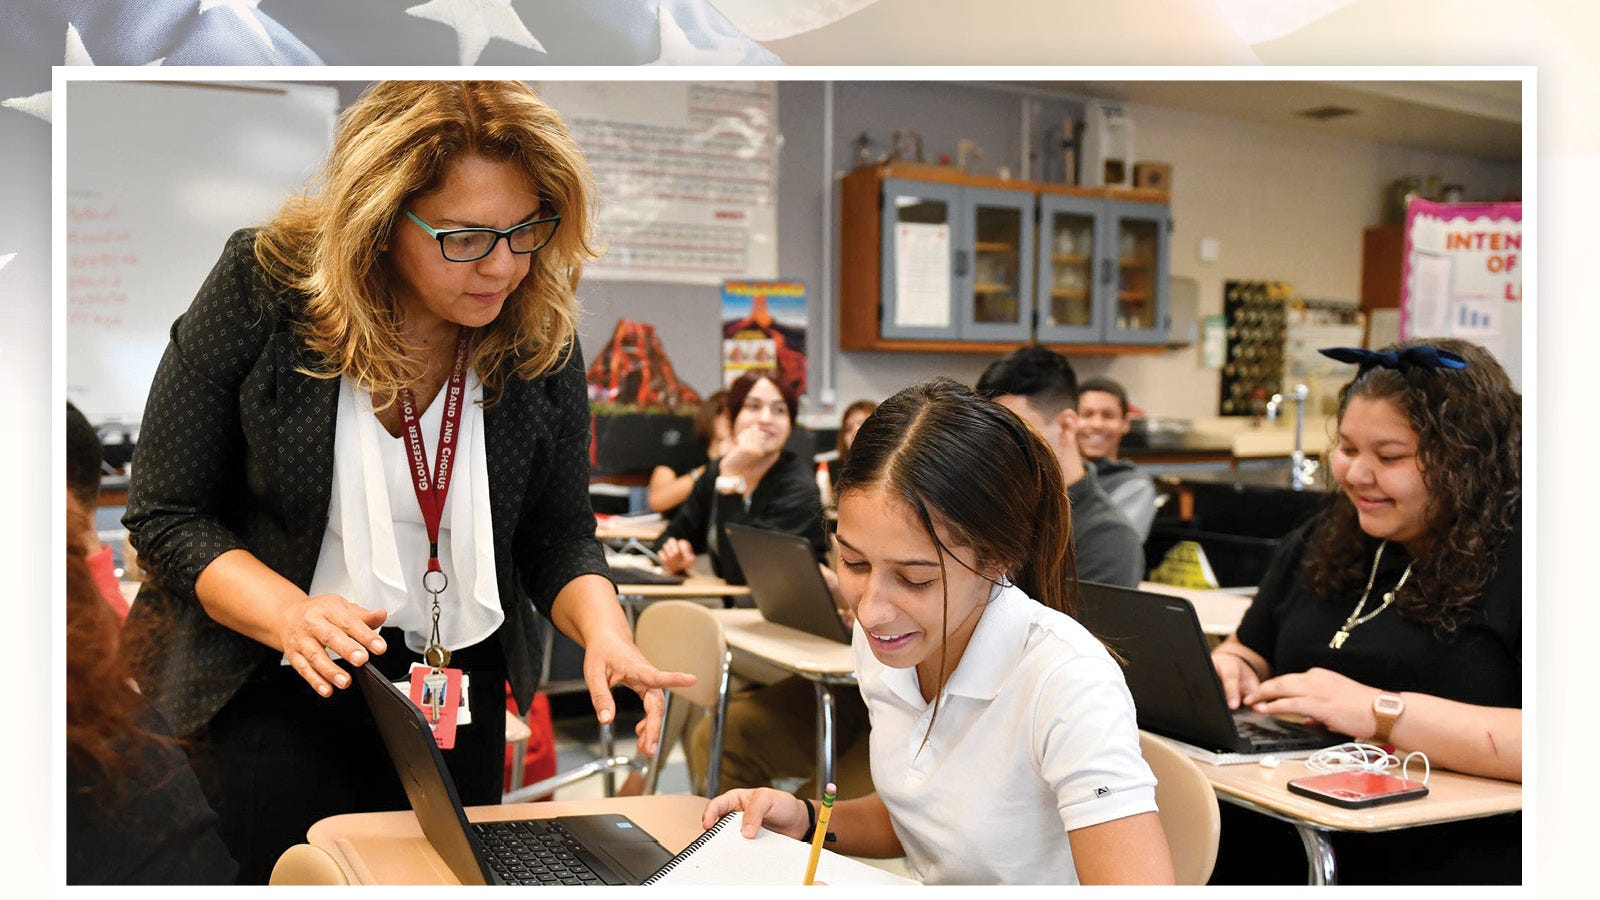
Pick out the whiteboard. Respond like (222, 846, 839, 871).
(64, 80, 338, 425)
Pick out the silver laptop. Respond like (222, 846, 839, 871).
(722, 523, 852, 644)
(1074, 581, 1338, 755)
(354, 662, 674, 885)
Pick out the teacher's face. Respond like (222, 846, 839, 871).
(387, 153, 540, 335)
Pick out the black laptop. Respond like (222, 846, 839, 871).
(1074, 581, 1339, 756)
(354, 662, 674, 885)
(722, 523, 852, 644)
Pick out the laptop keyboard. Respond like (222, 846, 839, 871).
(1235, 714, 1323, 750)
(471, 819, 618, 885)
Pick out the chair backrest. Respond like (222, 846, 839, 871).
(634, 601, 728, 711)
(634, 601, 731, 795)
(1139, 731, 1221, 885)
(269, 843, 350, 885)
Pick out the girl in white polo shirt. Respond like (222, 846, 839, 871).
(701, 377, 1173, 884)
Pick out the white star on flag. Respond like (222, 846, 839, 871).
(197, 0, 275, 51)
(654, 4, 745, 64)
(2, 22, 164, 123)
(405, 0, 545, 66)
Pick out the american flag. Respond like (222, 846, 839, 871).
(0, 0, 779, 293)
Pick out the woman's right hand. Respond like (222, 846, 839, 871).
(279, 593, 390, 697)
(1212, 649, 1262, 710)
(657, 537, 697, 575)
(701, 788, 811, 840)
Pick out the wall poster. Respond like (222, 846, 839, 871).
(720, 280, 807, 400)
(536, 81, 778, 285)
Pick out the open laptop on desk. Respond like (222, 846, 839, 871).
(723, 523, 852, 644)
(1074, 581, 1340, 761)
(354, 663, 673, 885)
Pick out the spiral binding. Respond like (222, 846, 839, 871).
(641, 812, 740, 884)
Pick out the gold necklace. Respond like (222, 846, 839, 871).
(1329, 540, 1414, 650)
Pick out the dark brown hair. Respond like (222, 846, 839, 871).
(692, 390, 729, 447)
(1304, 338, 1520, 634)
(835, 378, 1077, 742)
(835, 399, 878, 463)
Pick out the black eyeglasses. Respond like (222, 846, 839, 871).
(404, 208, 561, 262)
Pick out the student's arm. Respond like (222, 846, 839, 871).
(700, 788, 904, 859)
(1245, 669, 1522, 782)
(1068, 813, 1174, 885)
(646, 463, 702, 513)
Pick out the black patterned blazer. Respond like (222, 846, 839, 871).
(123, 229, 608, 736)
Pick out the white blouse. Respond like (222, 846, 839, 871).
(306, 373, 503, 657)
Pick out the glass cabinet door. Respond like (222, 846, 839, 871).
(879, 178, 964, 340)
(1102, 200, 1170, 344)
(1034, 193, 1105, 344)
(960, 187, 1034, 342)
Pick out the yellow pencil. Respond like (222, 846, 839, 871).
(802, 783, 836, 885)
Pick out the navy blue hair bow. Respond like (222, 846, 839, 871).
(1318, 345, 1468, 373)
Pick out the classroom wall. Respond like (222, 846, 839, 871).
(298, 80, 1522, 424)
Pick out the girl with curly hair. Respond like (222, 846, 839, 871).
(1209, 337, 1521, 884)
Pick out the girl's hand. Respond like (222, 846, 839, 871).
(278, 594, 389, 697)
(718, 424, 783, 482)
(1211, 649, 1262, 710)
(657, 537, 697, 574)
(1247, 667, 1380, 739)
(701, 788, 812, 840)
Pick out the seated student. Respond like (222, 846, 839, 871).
(657, 370, 827, 584)
(1076, 376, 1158, 541)
(702, 378, 1173, 884)
(1208, 338, 1521, 885)
(976, 347, 1143, 588)
(66, 493, 237, 884)
(692, 359, 1149, 798)
(66, 401, 130, 620)
(815, 398, 877, 509)
(645, 390, 732, 516)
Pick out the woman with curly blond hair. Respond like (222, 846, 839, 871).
(1209, 337, 1521, 884)
(123, 81, 691, 883)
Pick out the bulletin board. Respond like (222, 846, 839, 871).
(64, 80, 338, 425)
(1401, 199, 1523, 388)
(535, 81, 778, 285)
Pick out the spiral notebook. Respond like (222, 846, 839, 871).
(644, 813, 919, 885)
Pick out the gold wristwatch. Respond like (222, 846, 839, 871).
(1371, 692, 1404, 746)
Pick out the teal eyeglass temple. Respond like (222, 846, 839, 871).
(403, 209, 561, 262)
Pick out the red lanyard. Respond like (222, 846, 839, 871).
(397, 330, 471, 578)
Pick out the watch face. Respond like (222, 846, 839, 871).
(1375, 694, 1404, 715)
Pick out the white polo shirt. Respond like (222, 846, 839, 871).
(853, 583, 1157, 885)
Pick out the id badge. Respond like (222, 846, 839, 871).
(406, 664, 464, 749)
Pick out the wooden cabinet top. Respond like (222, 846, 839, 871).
(848, 162, 1169, 206)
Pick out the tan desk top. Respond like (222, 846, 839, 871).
(1184, 748, 1522, 833)
(306, 794, 709, 885)
(616, 573, 752, 600)
(713, 608, 856, 680)
(595, 517, 668, 542)
(1137, 581, 1253, 637)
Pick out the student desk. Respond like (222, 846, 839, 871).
(710, 608, 857, 800)
(595, 516, 668, 544)
(1176, 742, 1522, 885)
(1136, 581, 1253, 639)
(305, 794, 708, 885)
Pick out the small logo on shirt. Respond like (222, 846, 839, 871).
(1094, 786, 1111, 797)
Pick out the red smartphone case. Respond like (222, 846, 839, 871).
(1287, 772, 1429, 809)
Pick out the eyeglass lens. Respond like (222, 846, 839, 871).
(439, 218, 558, 262)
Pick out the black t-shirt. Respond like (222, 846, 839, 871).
(1236, 519, 1521, 708)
